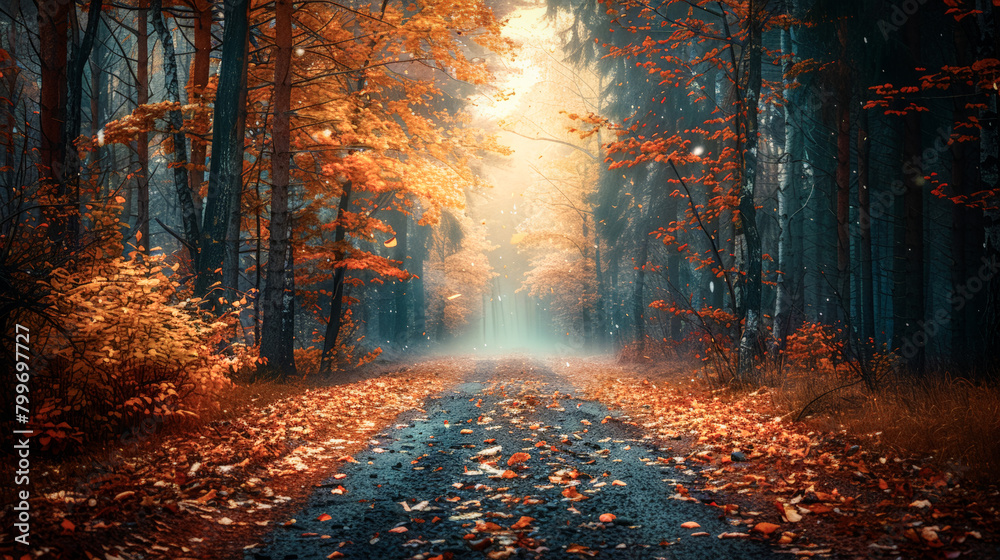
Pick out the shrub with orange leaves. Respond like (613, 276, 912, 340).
(31, 253, 251, 450)
(782, 322, 850, 380)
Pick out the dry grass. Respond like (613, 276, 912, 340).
(588, 347, 1000, 482)
(771, 372, 1000, 481)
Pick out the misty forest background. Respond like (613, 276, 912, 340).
(1, 0, 1000, 452)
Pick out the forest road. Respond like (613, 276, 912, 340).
(247, 357, 783, 560)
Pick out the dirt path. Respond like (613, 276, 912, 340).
(246, 358, 782, 560)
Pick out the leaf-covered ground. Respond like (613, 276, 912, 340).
(4, 356, 998, 560)
(2, 358, 470, 560)
(564, 356, 1000, 559)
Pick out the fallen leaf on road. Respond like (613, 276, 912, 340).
(510, 516, 534, 530)
(566, 544, 597, 556)
(388, 526, 408, 533)
(681, 521, 701, 529)
(599, 513, 616, 523)
(612, 479, 627, 486)
(753, 522, 780, 535)
(317, 513, 332, 522)
(507, 452, 530, 466)
(776, 501, 802, 522)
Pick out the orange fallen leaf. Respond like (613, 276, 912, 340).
(681, 521, 701, 529)
(507, 452, 530, 466)
(476, 521, 503, 532)
(327, 553, 345, 559)
(775, 501, 802, 523)
(561, 486, 588, 501)
(599, 513, 616, 523)
(196, 489, 217, 503)
(501, 470, 518, 479)
(753, 522, 780, 535)
(317, 513, 332, 522)
(611, 479, 627, 486)
(510, 516, 535, 530)
(388, 526, 408, 533)
(60, 519, 75, 532)
(566, 544, 597, 556)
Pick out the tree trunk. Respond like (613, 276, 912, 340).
(61, 0, 104, 248)
(319, 180, 353, 375)
(150, 0, 197, 253)
(736, 0, 763, 383)
(897, 15, 926, 373)
(38, 0, 69, 246)
(394, 211, 409, 345)
(186, 0, 212, 218)
(412, 221, 428, 344)
(135, 0, 150, 254)
(858, 109, 875, 348)
(978, 1, 1000, 365)
(259, 0, 294, 377)
(835, 20, 852, 327)
(196, 0, 249, 306)
(632, 200, 650, 351)
(774, 22, 797, 349)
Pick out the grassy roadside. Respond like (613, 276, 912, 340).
(555, 355, 1000, 559)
